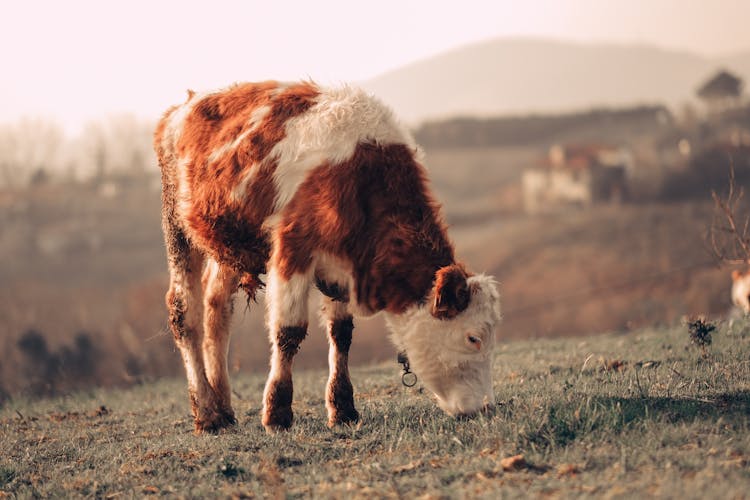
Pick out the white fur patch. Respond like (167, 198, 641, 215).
(265, 266, 313, 336)
(269, 85, 420, 211)
(162, 91, 206, 155)
(209, 104, 272, 164)
(163, 91, 209, 222)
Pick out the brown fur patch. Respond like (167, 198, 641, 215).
(330, 317, 354, 353)
(239, 273, 264, 301)
(327, 375, 358, 426)
(263, 377, 294, 430)
(166, 290, 187, 340)
(165, 82, 320, 282)
(192, 393, 237, 434)
(431, 264, 470, 319)
(316, 276, 349, 303)
(326, 316, 358, 426)
(276, 143, 456, 313)
(277, 325, 308, 358)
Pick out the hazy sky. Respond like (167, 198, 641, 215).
(2, 0, 750, 133)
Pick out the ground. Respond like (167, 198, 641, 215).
(1, 319, 748, 498)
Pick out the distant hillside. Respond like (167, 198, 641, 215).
(363, 38, 750, 123)
(414, 105, 672, 149)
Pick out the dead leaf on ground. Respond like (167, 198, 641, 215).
(227, 488, 255, 499)
(556, 463, 580, 477)
(500, 455, 527, 471)
(579, 485, 598, 494)
(119, 462, 155, 476)
(636, 360, 661, 369)
(475, 471, 497, 482)
(726, 449, 744, 459)
(48, 411, 81, 422)
(721, 450, 747, 468)
(142, 485, 159, 494)
(47, 405, 109, 422)
(600, 358, 627, 372)
(90, 405, 109, 417)
(391, 460, 422, 474)
(142, 450, 174, 461)
(721, 458, 748, 468)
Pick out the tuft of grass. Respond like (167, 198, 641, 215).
(686, 316, 715, 349)
(0, 467, 15, 488)
(1, 320, 749, 497)
(217, 459, 248, 481)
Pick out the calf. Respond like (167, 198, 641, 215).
(154, 81, 501, 433)
(732, 269, 750, 314)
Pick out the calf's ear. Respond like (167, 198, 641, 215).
(431, 264, 470, 319)
(732, 270, 742, 281)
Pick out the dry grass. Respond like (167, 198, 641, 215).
(1, 319, 748, 498)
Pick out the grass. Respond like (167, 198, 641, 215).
(1, 319, 749, 498)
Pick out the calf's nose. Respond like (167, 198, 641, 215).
(454, 402, 495, 419)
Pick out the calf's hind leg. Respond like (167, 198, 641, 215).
(321, 297, 358, 427)
(164, 224, 232, 433)
(201, 259, 240, 428)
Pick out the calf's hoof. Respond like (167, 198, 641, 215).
(194, 408, 237, 434)
(262, 406, 293, 433)
(327, 406, 359, 428)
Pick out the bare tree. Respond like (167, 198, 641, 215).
(0, 118, 64, 188)
(77, 114, 156, 182)
(709, 165, 750, 266)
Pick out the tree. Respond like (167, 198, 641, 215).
(709, 165, 750, 266)
(0, 118, 64, 188)
(76, 114, 156, 183)
(697, 70, 744, 112)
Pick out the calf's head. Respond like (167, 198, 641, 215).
(388, 264, 501, 417)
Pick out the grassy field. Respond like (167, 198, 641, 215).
(1, 318, 749, 498)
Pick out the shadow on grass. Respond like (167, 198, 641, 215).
(597, 390, 750, 427)
(518, 391, 750, 450)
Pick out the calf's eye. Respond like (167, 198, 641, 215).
(466, 334, 482, 350)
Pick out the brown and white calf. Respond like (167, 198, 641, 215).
(154, 81, 501, 433)
(732, 269, 750, 314)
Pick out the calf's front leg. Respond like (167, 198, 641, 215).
(321, 297, 359, 427)
(262, 267, 311, 431)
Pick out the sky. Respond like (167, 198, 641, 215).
(2, 0, 750, 134)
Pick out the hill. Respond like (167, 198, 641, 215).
(363, 38, 748, 123)
(1, 322, 748, 497)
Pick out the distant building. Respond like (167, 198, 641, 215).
(697, 70, 744, 113)
(522, 144, 631, 214)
